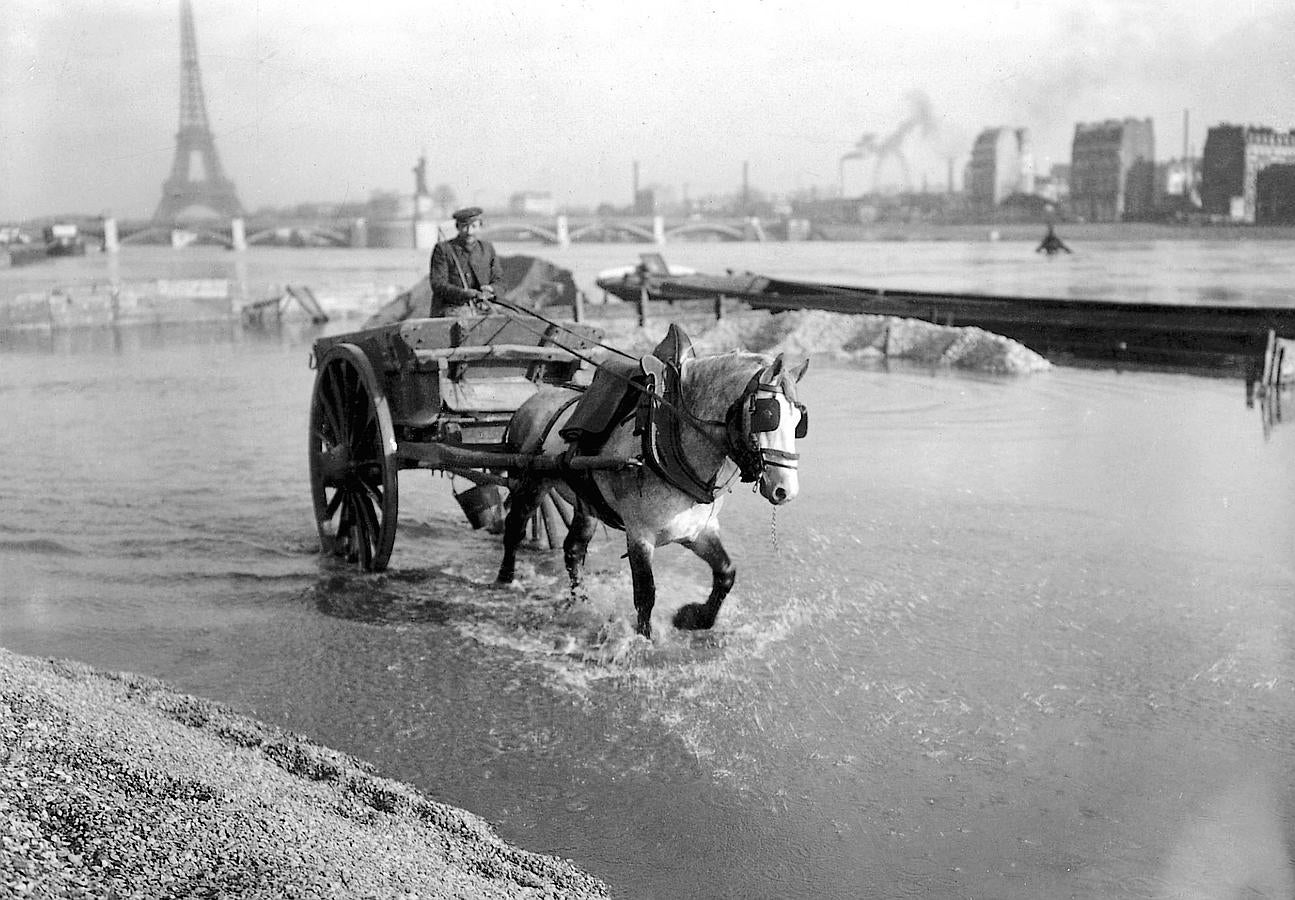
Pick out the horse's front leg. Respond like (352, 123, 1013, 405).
(562, 500, 598, 604)
(673, 527, 734, 631)
(496, 479, 542, 584)
(625, 535, 656, 638)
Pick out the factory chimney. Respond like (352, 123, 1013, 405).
(632, 160, 640, 204)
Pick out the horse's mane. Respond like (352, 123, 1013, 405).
(680, 351, 771, 420)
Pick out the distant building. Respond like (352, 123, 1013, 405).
(1069, 118, 1156, 221)
(1034, 164, 1071, 204)
(966, 127, 1035, 208)
(508, 191, 557, 217)
(1200, 124, 1295, 223)
(633, 188, 658, 216)
(1155, 158, 1201, 210)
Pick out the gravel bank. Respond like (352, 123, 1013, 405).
(593, 308, 1051, 375)
(0, 649, 608, 899)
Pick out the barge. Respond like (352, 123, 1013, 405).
(596, 254, 1295, 373)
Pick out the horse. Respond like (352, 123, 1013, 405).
(495, 328, 808, 638)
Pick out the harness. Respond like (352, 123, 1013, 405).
(639, 350, 807, 503)
(505, 317, 809, 514)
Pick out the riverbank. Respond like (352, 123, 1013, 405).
(812, 220, 1295, 243)
(0, 648, 608, 899)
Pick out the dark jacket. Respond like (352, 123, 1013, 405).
(428, 237, 504, 314)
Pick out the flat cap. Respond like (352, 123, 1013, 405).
(452, 206, 483, 223)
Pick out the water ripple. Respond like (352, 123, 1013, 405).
(0, 537, 80, 556)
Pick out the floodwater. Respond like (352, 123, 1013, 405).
(2, 241, 1295, 899)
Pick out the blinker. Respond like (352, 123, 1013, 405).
(750, 397, 809, 438)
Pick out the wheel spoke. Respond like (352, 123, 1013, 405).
(356, 462, 384, 487)
(342, 494, 361, 563)
(323, 487, 344, 520)
(352, 493, 376, 569)
(359, 477, 383, 509)
(344, 369, 365, 436)
(356, 489, 381, 545)
(320, 367, 346, 443)
(356, 408, 379, 455)
(335, 490, 356, 557)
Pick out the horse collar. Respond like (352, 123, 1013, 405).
(723, 370, 773, 483)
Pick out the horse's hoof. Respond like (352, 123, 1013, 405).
(556, 591, 586, 612)
(673, 603, 715, 631)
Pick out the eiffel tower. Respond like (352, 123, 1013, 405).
(153, 0, 244, 223)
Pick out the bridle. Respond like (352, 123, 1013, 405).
(632, 356, 809, 502)
(721, 368, 808, 484)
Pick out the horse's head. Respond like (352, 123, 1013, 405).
(725, 354, 809, 505)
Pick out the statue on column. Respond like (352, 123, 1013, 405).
(413, 154, 429, 197)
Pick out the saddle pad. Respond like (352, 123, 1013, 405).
(558, 357, 641, 451)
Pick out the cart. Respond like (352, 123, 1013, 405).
(308, 314, 621, 571)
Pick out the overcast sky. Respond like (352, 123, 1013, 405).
(3, 0, 1293, 220)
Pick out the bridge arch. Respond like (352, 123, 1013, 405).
(568, 221, 656, 243)
(479, 222, 561, 244)
(119, 227, 170, 246)
(664, 222, 748, 241)
(116, 226, 234, 248)
(187, 228, 235, 249)
(246, 226, 349, 247)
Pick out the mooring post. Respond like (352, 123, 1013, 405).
(350, 217, 368, 248)
(102, 217, 119, 254)
(638, 285, 649, 327)
(715, 293, 725, 321)
(573, 289, 585, 323)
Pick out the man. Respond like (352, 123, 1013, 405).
(428, 206, 504, 317)
(1035, 223, 1072, 256)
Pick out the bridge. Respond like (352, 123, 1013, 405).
(80, 213, 770, 251)
(478, 215, 768, 245)
(82, 217, 362, 250)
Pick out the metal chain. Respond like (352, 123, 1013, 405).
(769, 505, 780, 556)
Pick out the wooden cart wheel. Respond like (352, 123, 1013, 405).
(309, 344, 399, 571)
(528, 486, 575, 550)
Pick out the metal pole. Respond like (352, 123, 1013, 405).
(638, 285, 648, 328)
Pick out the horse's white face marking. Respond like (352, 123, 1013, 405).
(753, 380, 802, 505)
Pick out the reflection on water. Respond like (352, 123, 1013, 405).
(2, 289, 1295, 897)
(1251, 384, 1292, 440)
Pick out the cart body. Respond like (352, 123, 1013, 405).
(308, 315, 607, 570)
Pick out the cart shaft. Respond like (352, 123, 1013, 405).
(398, 441, 635, 474)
